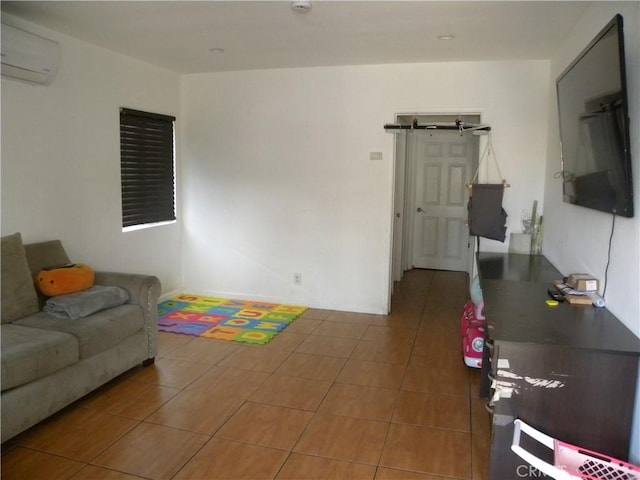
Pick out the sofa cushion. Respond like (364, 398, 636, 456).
(24, 240, 71, 277)
(1, 233, 40, 324)
(1, 324, 79, 391)
(24, 240, 72, 308)
(13, 304, 144, 359)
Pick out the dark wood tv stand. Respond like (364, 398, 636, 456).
(477, 253, 640, 479)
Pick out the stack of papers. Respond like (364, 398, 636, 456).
(554, 283, 587, 296)
(553, 281, 592, 305)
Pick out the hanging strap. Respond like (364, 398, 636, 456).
(470, 134, 504, 185)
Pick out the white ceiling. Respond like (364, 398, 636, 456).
(1, 1, 590, 74)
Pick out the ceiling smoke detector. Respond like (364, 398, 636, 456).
(291, 1, 312, 13)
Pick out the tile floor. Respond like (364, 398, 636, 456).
(1, 269, 490, 480)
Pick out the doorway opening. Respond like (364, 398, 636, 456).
(390, 114, 481, 296)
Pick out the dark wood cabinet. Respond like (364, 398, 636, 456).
(477, 253, 640, 479)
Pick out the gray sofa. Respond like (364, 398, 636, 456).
(1, 233, 161, 443)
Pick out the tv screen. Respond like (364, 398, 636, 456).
(556, 14, 634, 217)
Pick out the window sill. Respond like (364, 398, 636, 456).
(122, 220, 176, 233)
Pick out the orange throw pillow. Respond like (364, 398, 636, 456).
(36, 264, 95, 297)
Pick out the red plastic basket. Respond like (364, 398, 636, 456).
(511, 419, 640, 480)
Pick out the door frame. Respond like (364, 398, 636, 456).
(388, 113, 482, 302)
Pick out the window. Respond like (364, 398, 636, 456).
(120, 108, 176, 229)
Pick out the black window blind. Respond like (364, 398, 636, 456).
(120, 108, 176, 228)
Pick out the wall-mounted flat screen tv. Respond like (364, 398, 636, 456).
(557, 14, 634, 217)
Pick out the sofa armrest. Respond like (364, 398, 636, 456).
(94, 272, 161, 307)
(94, 272, 161, 360)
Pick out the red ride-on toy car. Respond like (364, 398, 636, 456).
(461, 300, 485, 368)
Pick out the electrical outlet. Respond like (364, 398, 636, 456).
(293, 273, 302, 286)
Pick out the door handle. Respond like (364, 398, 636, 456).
(417, 207, 424, 213)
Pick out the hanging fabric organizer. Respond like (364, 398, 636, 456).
(466, 134, 510, 243)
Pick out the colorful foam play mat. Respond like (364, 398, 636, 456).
(157, 294, 307, 345)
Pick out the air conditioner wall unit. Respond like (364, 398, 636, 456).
(1, 23, 61, 85)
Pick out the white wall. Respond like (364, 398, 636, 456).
(1, 15, 182, 293)
(542, 2, 640, 463)
(181, 60, 550, 313)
